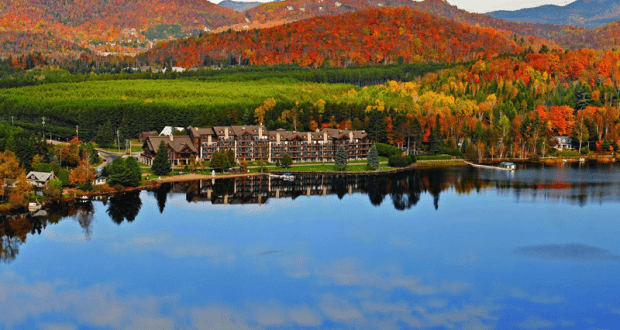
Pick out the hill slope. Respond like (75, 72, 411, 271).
(0, 0, 244, 43)
(142, 7, 523, 68)
(488, 0, 620, 28)
(243, 0, 580, 47)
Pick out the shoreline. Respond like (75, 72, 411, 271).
(16, 156, 618, 212)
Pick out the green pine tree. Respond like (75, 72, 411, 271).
(281, 153, 293, 168)
(152, 141, 172, 176)
(96, 120, 115, 148)
(367, 144, 379, 170)
(335, 146, 347, 171)
(430, 115, 443, 155)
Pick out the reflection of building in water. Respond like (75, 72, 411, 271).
(171, 173, 369, 205)
(161, 165, 620, 210)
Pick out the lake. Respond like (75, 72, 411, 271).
(2, 163, 620, 329)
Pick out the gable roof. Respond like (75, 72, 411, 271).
(188, 126, 214, 137)
(146, 136, 197, 154)
(27, 172, 54, 182)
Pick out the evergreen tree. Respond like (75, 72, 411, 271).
(367, 144, 379, 170)
(334, 146, 347, 171)
(281, 153, 293, 168)
(96, 120, 115, 148)
(430, 115, 443, 155)
(123, 157, 142, 187)
(152, 141, 171, 175)
(106, 157, 142, 187)
(210, 151, 226, 171)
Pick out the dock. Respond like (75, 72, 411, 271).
(462, 161, 515, 171)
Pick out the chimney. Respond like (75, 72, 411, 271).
(170, 135, 174, 141)
(349, 131, 353, 143)
(225, 127, 229, 139)
(307, 132, 311, 144)
(276, 132, 281, 144)
(208, 135, 212, 145)
(259, 125, 263, 139)
(323, 132, 327, 144)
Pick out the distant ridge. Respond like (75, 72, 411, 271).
(219, 0, 265, 12)
(488, 0, 620, 28)
(142, 7, 523, 68)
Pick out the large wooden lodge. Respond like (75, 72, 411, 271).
(141, 125, 372, 166)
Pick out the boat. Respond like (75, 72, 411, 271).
(282, 173, 295, 181)
(579, 157, 586, 162)
(498, 162, 516, 170)
(76, 195, 90, 202)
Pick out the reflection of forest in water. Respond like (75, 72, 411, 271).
(0, 191, 142, 264)
(2, 164, 620, 264)
(159, 165, 620, 211)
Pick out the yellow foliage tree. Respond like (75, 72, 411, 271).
(254, 98, 276, 124)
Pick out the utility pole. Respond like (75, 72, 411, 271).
(76, 125, 79, 141)
(42, 116, 45, 139)
(125, 139, 130, 154)
(117, 129, 120, 153)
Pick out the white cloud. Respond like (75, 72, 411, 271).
(510, 288, 565, 304)
(191, 305, 254, 330)
(319, 293, 366, 324)
(39, 324, 77, 330)
(112, 236, 237, 264)
(288, 306, 322, 327)
(0, 272, 176, 330)
(518, 316, 555, 329)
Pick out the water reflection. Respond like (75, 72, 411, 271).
(514, 243, 620, 261)
(0, 202, 95, 264)
(106, 191, 142, 224)
(152, 163, 620, 212)
(1, 164, 620, 329)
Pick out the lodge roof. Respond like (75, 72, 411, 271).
(146, 135, 197, 153)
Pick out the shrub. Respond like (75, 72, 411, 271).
(581, 146, 590, 155)
(388, 154, 415, 167)
(374, 143, 403, 157)
(561, 150, 581, 157)
(416, 155, 452, 160)
(442, 147, 462, 157)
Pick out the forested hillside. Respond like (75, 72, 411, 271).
(0, 0, 244, 51)
(142, 7, 525, 68)
(5, 46, 620, 158)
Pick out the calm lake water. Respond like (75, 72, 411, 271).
(2, 163, 620, 330)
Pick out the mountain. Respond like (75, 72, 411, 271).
(0, 31, 88, 58)
(219, 0, 265, 12)
(488, 0, 620, 28)
(142, 7, 523, 68)
(0, 0, 245, 45)
(242, 0, 576, 47)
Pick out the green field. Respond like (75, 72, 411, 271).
(0, 79, 357, 142)
(1, 79, 352, 106)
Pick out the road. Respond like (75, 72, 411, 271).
(96, 150, 120, 170)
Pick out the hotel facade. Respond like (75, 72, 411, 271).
(141, 125, 372, 166)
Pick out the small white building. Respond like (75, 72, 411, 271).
(160, 126, 186, 136)
(94, 176, 107, 186)
(26, 172, 55, 188)
(162, 67, 186, 73)
(554, 136, 574, 150)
